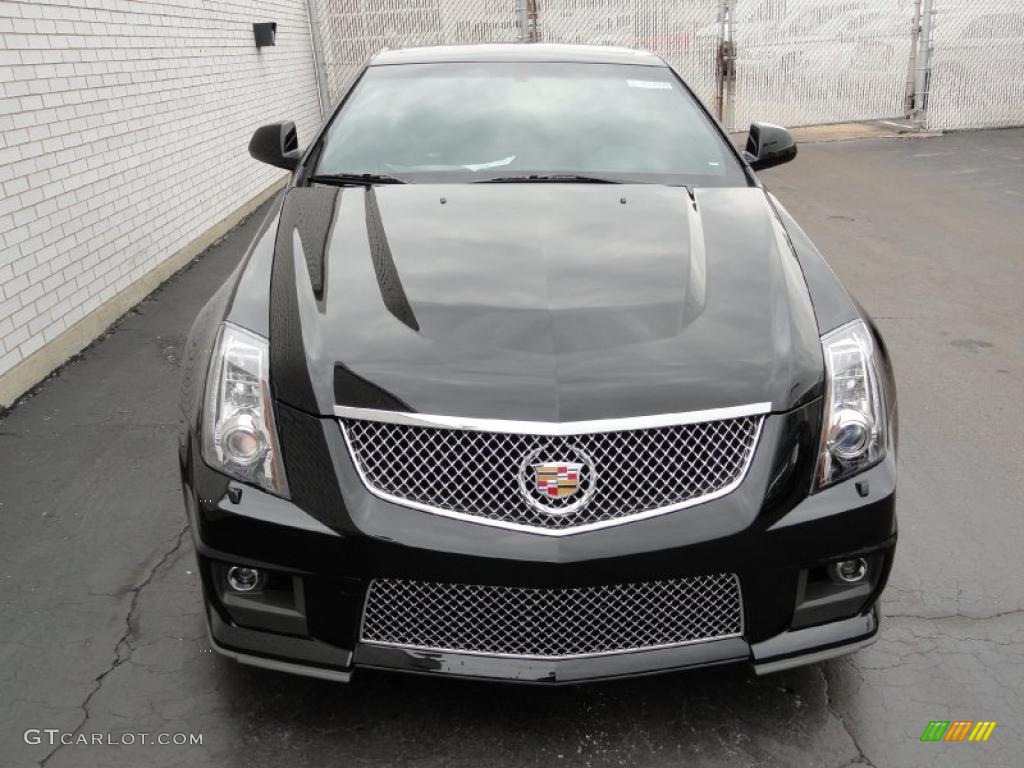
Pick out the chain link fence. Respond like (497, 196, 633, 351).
(731, 0, 916, 131)
(534, 1, 724, 112)
(924, 0, 1024, 130)
(306, 0, 1024, 132)
(307, 0, 519, 107)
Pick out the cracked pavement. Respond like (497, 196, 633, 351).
(1, 128, 1022, 767)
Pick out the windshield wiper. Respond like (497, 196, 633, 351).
(473, 174, 622, 184)
(308, 173, 407, 186)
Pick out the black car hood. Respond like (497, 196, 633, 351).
(269, 184, 823, 419)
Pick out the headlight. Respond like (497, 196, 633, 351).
(814, 319, 886, 489)
(202, 323, 289, 496)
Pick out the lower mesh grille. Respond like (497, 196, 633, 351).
(360, 575, 743, 658)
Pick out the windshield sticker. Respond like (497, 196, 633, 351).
(627, 79, 672, 90)
(463, 155, 516, 172)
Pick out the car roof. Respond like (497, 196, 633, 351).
(369, 43, 666, 67)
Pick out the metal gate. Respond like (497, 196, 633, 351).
(731, 0, 916, 131)
(534, 1, 724, 113)
(923, 0, 1024, 130)
(305, 0, 1024, 132)
(306, 0, 519, 108)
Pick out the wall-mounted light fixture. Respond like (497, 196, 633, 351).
(253, 22, 277, 48)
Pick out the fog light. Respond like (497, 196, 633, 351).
(227, 566, 261, 592)
(832, 558, 868, 584)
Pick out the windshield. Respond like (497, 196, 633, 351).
(315, 62, 747, 186)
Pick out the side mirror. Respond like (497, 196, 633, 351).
(742, 122, 797, 171)
(249, 122, 301, 171)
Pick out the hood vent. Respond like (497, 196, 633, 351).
(365, 187, 419, 332)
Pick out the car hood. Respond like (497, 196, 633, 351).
(268, 184, 823, 420)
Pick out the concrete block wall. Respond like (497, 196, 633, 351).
(0, 0, 323, 405)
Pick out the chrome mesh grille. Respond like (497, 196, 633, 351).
(341, 414, 763, 531)
(360, 575, 743, 657)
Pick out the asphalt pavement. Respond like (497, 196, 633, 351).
(1, 128, 1022, 768)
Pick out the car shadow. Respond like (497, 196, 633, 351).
(206, 648, 855, 767)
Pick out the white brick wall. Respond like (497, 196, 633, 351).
(0, 0, 322, 380)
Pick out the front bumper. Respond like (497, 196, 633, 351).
(207, 605, 880, 684)
(185, 476, 895, 683)
(182, 402, 896, 684)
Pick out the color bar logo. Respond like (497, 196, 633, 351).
(920, 721, 997, 742)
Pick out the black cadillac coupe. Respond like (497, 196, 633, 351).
(179, 44, 897, 683)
